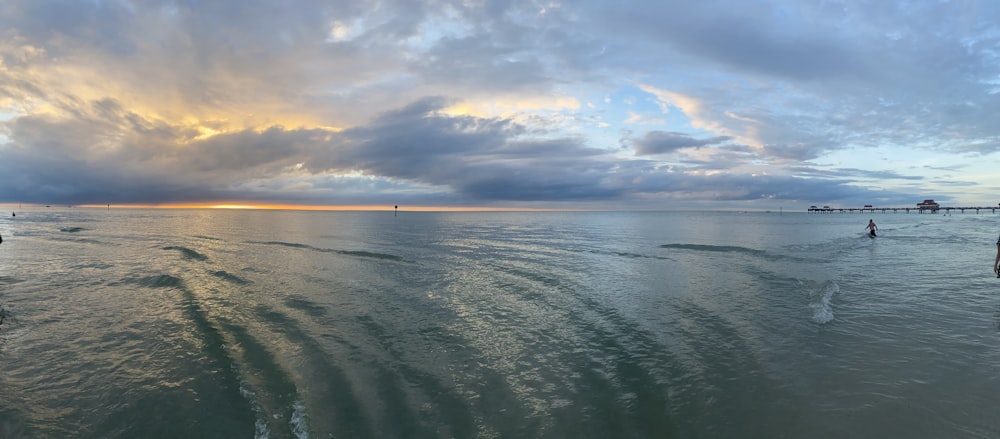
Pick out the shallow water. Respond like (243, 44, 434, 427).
(1, 208, 999, 438)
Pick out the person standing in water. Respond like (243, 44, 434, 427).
(865, 219, 878, 237)
(993, 235, 1000, 277)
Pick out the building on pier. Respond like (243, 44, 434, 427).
(917, 199, 940, 212)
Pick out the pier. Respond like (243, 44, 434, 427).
(807, 206, 1000, 214)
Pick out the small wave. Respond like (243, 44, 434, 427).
(254, 241, 310, 249)
(612, 251, 675, 261)
(250, 241, 404, 261)
(0, 276, 24, 285)
(284, 297, 328, 318)
(210, 270, 251, 285)
(63, 238, 108, 246)
(59, 226, 85, 233)
(0, 303, 10, 330)
(810, 281, 839, 324)
(574, 248, 672, 260)
(661, 243, 766, 256)
(163, 246, 209, 261)
(337, 249, 403, 261)
(71, 262, 114, 270)
(132, 274, 184, 289)
(661, 242, 821, 263)
(0, 418, 30, 439)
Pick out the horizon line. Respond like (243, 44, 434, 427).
(0, 202, 589, 212)
(0, 202, 797, 213)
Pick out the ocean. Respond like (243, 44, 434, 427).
(1, 208, 1000, 438)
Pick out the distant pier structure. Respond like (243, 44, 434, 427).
(808, 199, 1000, 214)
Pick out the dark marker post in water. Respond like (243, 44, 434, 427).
(395, 205, 398, 217)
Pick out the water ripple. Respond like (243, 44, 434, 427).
(249, 240, 405, 261)
(162, 246, 209, 261)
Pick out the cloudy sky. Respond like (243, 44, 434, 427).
(2, 0, 1000, 210)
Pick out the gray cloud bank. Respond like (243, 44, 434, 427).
(2, 0, 999, 209)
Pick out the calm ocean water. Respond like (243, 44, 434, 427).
(2, 208, 1000, 438)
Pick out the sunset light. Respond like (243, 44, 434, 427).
(5, 2, 1000, 437)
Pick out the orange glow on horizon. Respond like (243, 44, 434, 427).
(70, 203, 579, 212)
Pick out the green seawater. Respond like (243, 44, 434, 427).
(1, 208, 1000, 438)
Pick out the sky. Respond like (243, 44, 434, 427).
(2, 0, 1000, 211)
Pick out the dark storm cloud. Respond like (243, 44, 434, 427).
(329, 98, 623, 201)
(632, 131, 732, 155)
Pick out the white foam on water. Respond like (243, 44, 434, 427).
(254, 417, 270, 439)
(238, 379, 270, 439)
(810, 281, 839, 324)
(290, 400, 309, 439)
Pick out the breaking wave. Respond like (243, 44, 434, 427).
(810, 281, 839, 324)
